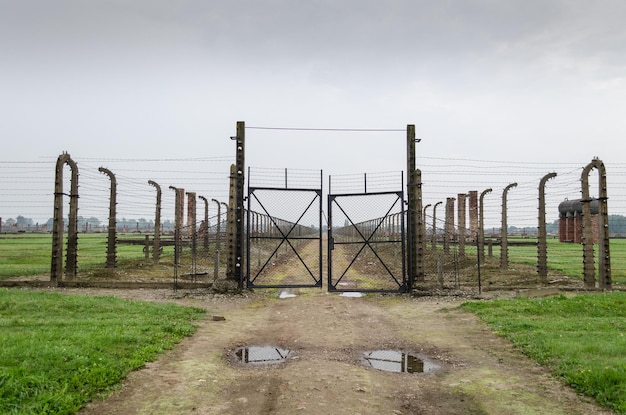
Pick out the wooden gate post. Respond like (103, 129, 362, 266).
(406, 125, 421, 285)
(226, 121, 245, 291)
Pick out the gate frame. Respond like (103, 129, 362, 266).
(327, 187, 408, 293)
(245, 169, 323, 289)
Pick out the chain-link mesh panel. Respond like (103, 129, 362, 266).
(174, 213, 226, 286)
(246, 188, 322, 288)
(420, 214, 481, 292)
(329, 192, 406, 292)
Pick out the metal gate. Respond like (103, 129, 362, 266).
(327, 173, 407, 292)
(246, 168, 323, 288)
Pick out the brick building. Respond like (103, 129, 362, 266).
(558, 198, 599, 243)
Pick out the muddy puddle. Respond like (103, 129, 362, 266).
(361, 350, 441, 374)
(233, 346, 292, 366)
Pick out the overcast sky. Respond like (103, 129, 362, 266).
(2, 0, 626, 226)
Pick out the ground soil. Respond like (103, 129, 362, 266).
(48, 285, 612, 415)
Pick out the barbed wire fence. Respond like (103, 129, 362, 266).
(418, 157, 626, 291)
(0, 156, 232, 281)
(2, 155, 626, 290)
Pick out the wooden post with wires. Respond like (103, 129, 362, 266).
(226, 121, 245, 291)
(415, 168, 424, 284)
(406, 124, 422, 286)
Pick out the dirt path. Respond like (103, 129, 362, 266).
(76, 288, 612, 415)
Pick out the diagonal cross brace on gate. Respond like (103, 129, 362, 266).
(329, 192, 404, 288)
(328, 189, 407, 293)
(247, 187, 322, 288)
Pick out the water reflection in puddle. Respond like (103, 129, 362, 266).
(361, 350, 440, 373)
(233, 346, 292, 366)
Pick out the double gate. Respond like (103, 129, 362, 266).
(246, 169, 407, 292)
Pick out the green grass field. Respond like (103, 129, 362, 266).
(463, 292, 626, 414)
(2, 233, 626, 285)
(0, 233, 175, 280)
(0, 288, 205, 414)
(486, 237, 626, 285)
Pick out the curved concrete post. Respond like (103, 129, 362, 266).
(169, 186, 184, 268)
(148, 180, 161, 263)
(444, 197, 455, 254)
(99, 167, 117, 269)
(581, 162, 595, 287)
(432, 201, 442, 250)
(595, 160, 611, 289)
(187, 191, 197, 276)
(51, 152, 79, 283)
(581, 159, 611, 288)
(221, 201, 229, 249)
(537, 173, 557, 282)
(423, 203, 431, 249)
(479, 188, 492, 266)
(199, 195, 209, 254)
(212, 199, 222, 252)
(458, 193, 467, 258)
(500, 182, 517, 270)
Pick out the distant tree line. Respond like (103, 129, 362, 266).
(0, 215, 175, 233)
(5, 214, 626, 237)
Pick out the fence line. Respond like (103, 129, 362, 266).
(3, 156, 626, 287)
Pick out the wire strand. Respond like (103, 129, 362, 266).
(246, 126, 405, 132)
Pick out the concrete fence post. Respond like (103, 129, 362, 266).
(500, 182, 518, 270)
(99, 167, 117, 269)
(148, 180, 162, 263)
(478, 188, 492, 267)
(538, 173, 557, 282)
(51, 152, 79, 284)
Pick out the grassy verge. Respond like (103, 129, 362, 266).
(499, 238, 626, 285)
(0, 288, 206, 414)
(462, 292, 626, 414)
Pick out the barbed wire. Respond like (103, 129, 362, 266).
(2, 156, 625, 233)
